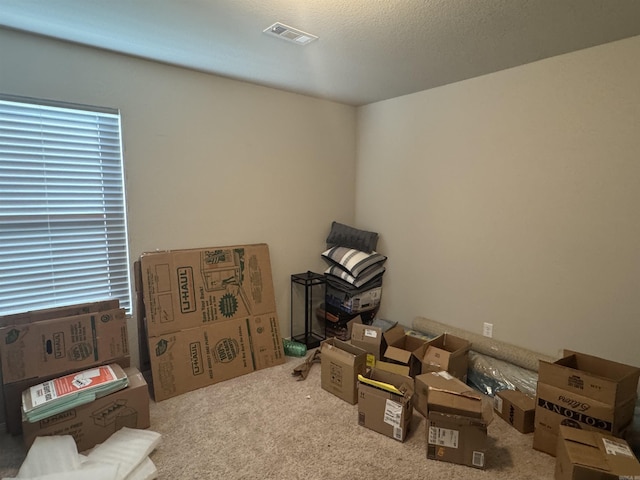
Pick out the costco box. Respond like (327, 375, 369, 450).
(494, 389, 535, 434)
(382, 333, 428, 377)
(555, 425, 640, 480)
(351, 322, 404, 367)
(534, 350, 640, 456)
(22, 367, 149, 452)
(140, 244, 278, 337)
(320, 338, 367, 404)
(3, 356, 131, 436)
(420, 371, 493, 469)
(357, 368, 414, 442)
(0, 308, 129, 384)
(325, 283, 382, 314)
(421, 333, 471, 382)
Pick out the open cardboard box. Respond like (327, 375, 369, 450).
(381, 333, 428, 378)
(534, 350, 640, 456)
(420, 333, 471, 382)
(417, 371, 493, 469)
(357, 368, 414, 442)
(351, 322, 404, 367)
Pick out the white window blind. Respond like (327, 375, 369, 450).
(0, 95, 131, 315)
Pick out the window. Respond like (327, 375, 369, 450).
(0, 95, 131, 315)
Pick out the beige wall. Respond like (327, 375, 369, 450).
(2, 26, 639, 373)
(0, 28, 357, 366)
(356, 35, 640, 367)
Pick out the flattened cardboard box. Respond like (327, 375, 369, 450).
(22, 367, 149, 453)
(0, 299, 120, 328)
(320, 338, 367, 404)
(357, 368, 414, 442)
(0, 308, 129, 384)
(421, 333, 471, 382)
(3, 356, 131, 436)
(534, 350, 640, 456)
(493, 389, 535, 434)
(246, 313, 286, 371)
(555, 425, 640, 480)
(148, 315, 284, 401)
(140, 244, 277, 337)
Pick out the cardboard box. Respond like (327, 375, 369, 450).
(245, 314, 286, 372)
(0, 308, 129, 384)
(415, 371, 481, 419)
(421, 333, 471, 382)
(320, 338, 367, 404)
(357, 368, 414, 442)
(539, 351, 640, 406)
(0, 299, 120, 327)
(148, 315, 284, 401)
(427, 411, 491, 469)
(534, 350, 640, 456)
(383, 333, 428, 377)
(325, 283, 382, 314)
(148, 317, 253, 401)
(351, 323, 404, 367)
(140, 244, 278, 337)
(493, 389, 535, 434)
(419, 371, 493, 469)
(140, 244, 285, 401)
(1, 299, 121, 431)
(534, 383, 637, 455)
(3, 356, 131, 436)
(324, 314, 362, 342)
(555, 426, 640, 480)
(22, 367, 150, 452)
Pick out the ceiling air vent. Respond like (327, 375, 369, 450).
(263, 22, 318, 45)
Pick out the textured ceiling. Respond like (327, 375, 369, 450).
(2, 0, 640, 106)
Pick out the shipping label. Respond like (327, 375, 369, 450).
(429, 425, 459, 448)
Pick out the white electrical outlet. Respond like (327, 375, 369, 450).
(483, 322, 493, 338)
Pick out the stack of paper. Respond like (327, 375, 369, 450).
(22, 364, 129, 423)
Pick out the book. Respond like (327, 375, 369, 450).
(22, 363, 129, 423)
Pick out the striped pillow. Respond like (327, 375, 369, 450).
(322, 247, 387, 278)
(325, 263, 385, 288)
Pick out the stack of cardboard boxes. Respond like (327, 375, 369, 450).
(320, 324, 496, 469)
(0, 299, 151, 452)
(321, 323, 640, 475)
(534, 350, 640, 456)
(136, 243, 286, 401)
